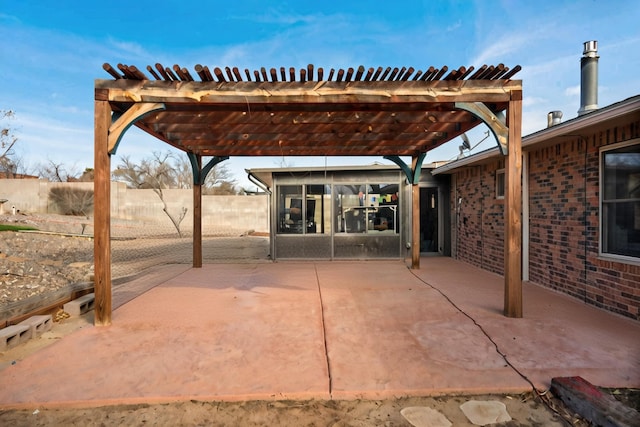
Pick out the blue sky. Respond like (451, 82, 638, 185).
(1, 0, 639, 190)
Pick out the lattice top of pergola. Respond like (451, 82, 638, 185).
(97, 62, 521, 158)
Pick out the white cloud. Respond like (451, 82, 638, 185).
(565, 85, 580, 97)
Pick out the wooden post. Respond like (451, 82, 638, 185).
(504, 93, 523, 318)
(193, 155, 203, 268)
(94, 100, 112, 326)
(411, 155, 421, 269)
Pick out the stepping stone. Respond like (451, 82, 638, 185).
(460, 400, 511, 426)
(400, 406, 452, 427)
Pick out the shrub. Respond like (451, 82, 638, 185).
(49, 187, 94, 216)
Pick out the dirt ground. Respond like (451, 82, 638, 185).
(0, 213, 630, 426)
(0, 394, 575, 426)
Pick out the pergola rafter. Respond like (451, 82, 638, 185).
(94, 62, 523, 325)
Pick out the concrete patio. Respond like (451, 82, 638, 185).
(0, 257, 638, 409)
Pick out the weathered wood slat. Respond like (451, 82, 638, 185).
(432, 66, 448, 81)
(459, 66, 474, 80)
(469, 64, 488, 79)
(117, 63, 137, 79)
(103, 63, 123, 79)
(155, 63, 171, 81)
(355, 65, 365, 81)
(371, 66, 383, 81)
(233, 67, 243, 81)
(400, 67, 414, 81)
(307, 64, 314, 81)
(502, 65, 522, 80)
(146, 65, 162, 80)
(225, 66, 234, 82)
(173, 65, 189, 81)
(344, 67, 354, 82)
(379, 67, 391, 80)
(551, 377, 640, 427)
(388, 67, 399, 81)
(420, 66, 435, 81)
(476, 65, 495, 80)
(485, 64, 505, 80)
(164, 67, 179, 81)
(213, 67, 226, 82)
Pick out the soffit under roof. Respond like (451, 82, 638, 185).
(96, 63, 521, 158)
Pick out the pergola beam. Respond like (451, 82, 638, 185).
(94, 100, 112, 326)
(504, 93, 523, 317)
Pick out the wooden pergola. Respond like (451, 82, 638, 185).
(94, 63, 523, 326)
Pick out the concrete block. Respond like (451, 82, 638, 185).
(63, 293, 95, 316)
(18, 315, 53, 339)
(0, 324, 31, 351)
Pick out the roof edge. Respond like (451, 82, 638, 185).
(433, 94, 640, 175)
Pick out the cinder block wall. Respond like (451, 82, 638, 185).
(451, 121, 640, 321)
(0, 180, 269, 234)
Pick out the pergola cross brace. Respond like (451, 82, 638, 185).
(455, 102, 508, 155)
(187, 153, 229, 186)
(108, 103, 166, 155)
(383, 153, 426, 185)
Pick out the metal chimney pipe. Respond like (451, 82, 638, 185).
(547, 110, 563, 127)
(578, 40, 599, 116)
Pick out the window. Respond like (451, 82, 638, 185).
(496, 169, 505, 199)
(601, 141, 640, 259)
(334, 183, 399, 234)
(276, 184, 330, 234)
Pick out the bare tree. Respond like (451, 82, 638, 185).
(173, 155, 239, 195)
(0, 110, 19, 178)
(36, 159, 81, 182)
(113, 152, 188, 237)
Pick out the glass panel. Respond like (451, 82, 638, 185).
(603, 201, 640, 257)
(369, 183, 399, 234)
(306, 184, 330, 234)
(603, 146, 640, 200)
(277, 185, 303, 234)
(334, 183, 399, 234)
(335, 184, 367, 233)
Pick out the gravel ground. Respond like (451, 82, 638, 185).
(0, 213, 269, 307)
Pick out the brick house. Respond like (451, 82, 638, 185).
(433, 94, 640, 320)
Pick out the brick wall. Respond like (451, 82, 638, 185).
(452, 119, 640, 321)
(453, 161, 505, 275)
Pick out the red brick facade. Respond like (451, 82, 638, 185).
(450, 116, 640, 321)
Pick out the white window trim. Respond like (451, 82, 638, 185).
(599, 138, 640, 263)
(495, 168, 505, 200)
